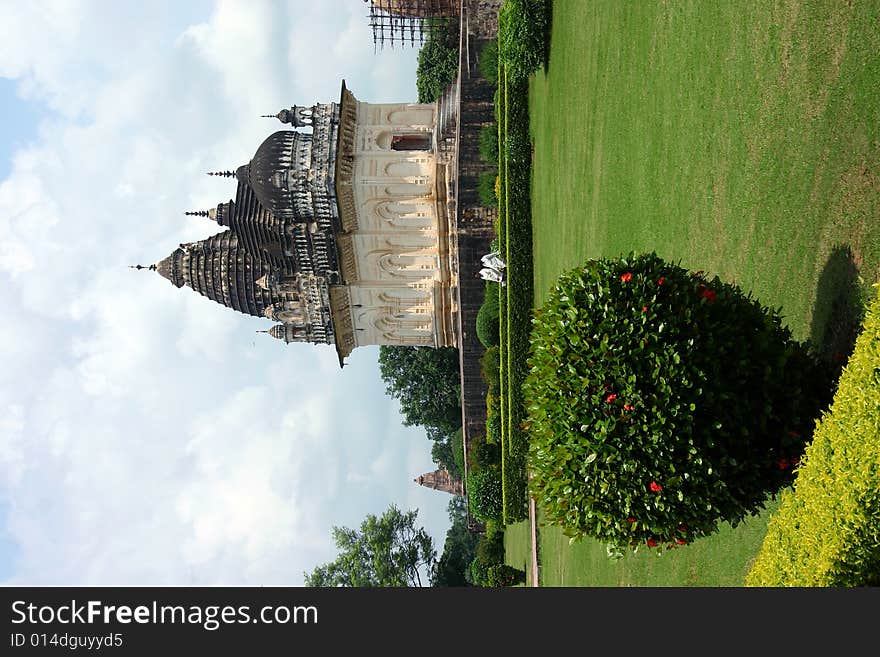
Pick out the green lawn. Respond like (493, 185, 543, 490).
(521, 0, 880, 585)
(537, 500, 779, 587)
(502, 520, 534, 586)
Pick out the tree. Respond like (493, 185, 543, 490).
(416, 18, 460, 103)
(433, 498, 480, 586)
(430, 435, 462, 479)
(378, 346, 462, 441)
(304, 505, 436, 587)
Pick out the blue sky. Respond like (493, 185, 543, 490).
(0, 78, 45, 180)
(0, 0, 455, 585)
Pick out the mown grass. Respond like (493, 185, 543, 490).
(522, 0, 880, 585)
(502, 519, 533, 586)
(537, 499, 780, 587)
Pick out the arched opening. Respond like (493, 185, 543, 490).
(390, 133, 432, 151)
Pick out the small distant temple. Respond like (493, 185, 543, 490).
(139, 82, 459, 366)
(415, 469, 464, 496)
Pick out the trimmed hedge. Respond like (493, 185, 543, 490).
(498, 0, 550, 81)
(476, 283, 501, 348)
(469, 434, 501, 471)
(476, 521, 506, 565)
(468, 468, 503, 523)
(479, 345, 500, 393)
(451, 428, 465, 483)
(746, 287, 880, 586)
(524, 253, 833, 550)
(478, 39, 499, 85)
(485, 392, 502, 445)
(478, 123, 499, 164)
(469, 521, 506, 587)
(469, 557, 489, 586)
(486, 564, 527, 587)
(477, 169, 499, 208)
(498, 69, 534, 524)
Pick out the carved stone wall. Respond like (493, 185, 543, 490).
(333, 93, 457, 353)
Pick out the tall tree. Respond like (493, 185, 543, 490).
(416, 18, 461, 103)
(304, 505, 436, 587)
(433, 497, 480, 586)
(378, 346, 462, 441)
(431, 436, 462, 479)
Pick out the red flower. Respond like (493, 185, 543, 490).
(646, 539, 658, 547)
(620, 272, 633, 283)
(623, 404, 634, 412)
(679, 524, 687, 531)
(656, 276, 665, 286)
(676, 539, 687, 545)
(699, 288, 717, 303)
(778, 458, 790, 470)
(788, 430, 800, 438)
(627, 517, 636, 523)
(649, 481, 663, 492)
(605, 393, 617, 403)
(641, 306, 648, 312)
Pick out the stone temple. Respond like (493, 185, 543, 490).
(140, 81, 459, 366)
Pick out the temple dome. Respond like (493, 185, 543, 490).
(238, 130, 308, 220)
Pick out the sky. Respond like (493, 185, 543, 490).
(0, 0, 457, 585)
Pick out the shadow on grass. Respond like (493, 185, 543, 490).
(541, 0, 553, 75)
(808, 245, 867, 384)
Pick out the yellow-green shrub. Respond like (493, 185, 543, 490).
(746, 286, 880, 586)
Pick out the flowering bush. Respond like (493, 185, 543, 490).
(524, 253, 833, 550)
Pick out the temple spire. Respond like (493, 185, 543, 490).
(206, 170, 236, 177)
(129, 264, 157, 271)
(185, 210, 210, 217)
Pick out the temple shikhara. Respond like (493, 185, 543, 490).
(139, 82, 459, 366)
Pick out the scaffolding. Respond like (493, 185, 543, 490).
(365, 0, 460, 50)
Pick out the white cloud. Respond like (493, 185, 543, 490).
(0, 0, 451, 586)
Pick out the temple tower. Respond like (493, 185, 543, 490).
(141, 81, 458, 365)
(414, 469, 464, 496)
